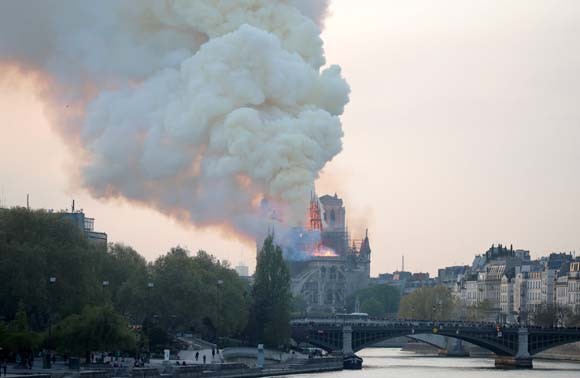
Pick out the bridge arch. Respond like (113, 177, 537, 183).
(527, 330, 580, 355)
(406, 334, 447, 350)
(352, 330, 515, 356)
(291, 320, 580, 360)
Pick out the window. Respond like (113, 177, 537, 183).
(325, 288, 333, 304)
(84, 217, 94, 231)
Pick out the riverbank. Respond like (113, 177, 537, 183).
(4, 357, 342, 378)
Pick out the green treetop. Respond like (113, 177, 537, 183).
(247, 235, 291, 347)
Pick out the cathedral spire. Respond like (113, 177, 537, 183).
(360, 229, 371, 257)
(309, 193, 322, 231)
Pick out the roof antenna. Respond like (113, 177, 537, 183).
(26, 193, 30, 210)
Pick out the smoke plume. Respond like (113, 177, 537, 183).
(0, 0, 349, 239)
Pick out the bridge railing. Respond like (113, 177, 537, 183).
(291, 318, 580, 332)
(291, 318, 499, 328)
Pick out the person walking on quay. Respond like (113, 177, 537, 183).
(211, 348, 215, 360)
(202, 355, 206, 364)
(195, 351, 199, 362)
(1, 359, 7, 376)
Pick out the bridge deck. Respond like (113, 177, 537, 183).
(291, 318, 580, 357)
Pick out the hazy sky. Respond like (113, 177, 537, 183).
(1, 1, 579, 275)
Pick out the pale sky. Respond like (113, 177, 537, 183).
(1, 1, 579, 276)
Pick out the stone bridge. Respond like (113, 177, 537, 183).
(406, 334, 468, 356)
(290, 318, 580, 368)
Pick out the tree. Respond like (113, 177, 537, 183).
(464, 300, 493, 322)
(398, 286, 455, 320)
(103, 243, 149, 315)
(148, 247, 249, 340)
(52, 305, 135, 361)
(247, 235, 291, 347)
(531, 304, 572, 327)
(361, 298, 383, 317)
(2, 302, 41, 355)
(346, 284, 400, 317)
(0, 207, 250, 351)
(0, 208, 107, 329)
(567, 312, 580, 327)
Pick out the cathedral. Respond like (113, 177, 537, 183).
(286, 193, 371, 314)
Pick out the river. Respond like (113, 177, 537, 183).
(286, 348, 580, 377)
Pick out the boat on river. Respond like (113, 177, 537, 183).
(343, 353, 363, 369)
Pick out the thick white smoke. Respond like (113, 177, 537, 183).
(0, 0, 349, 239)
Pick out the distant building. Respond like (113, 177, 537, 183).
(453, 243, 580, 324)
(392, 271, 412, 281)
(461, 273, 479, 307)
(438, 265, 469, 288)
(569, 262, 580, 314)
(62, 210, 107, 245)
(235, 263, 249, 277)
(376, 273, 393, 283)
(318, 194, 348, 256)
(411, 272, 429, 281)
(545, 252, 574, 270)
(403, 272, 435, 295)
(288, 193, 371, 314)
(500, 270, 515, 323)
(473, 244, 530, 272)
(372, 270, 435, 296)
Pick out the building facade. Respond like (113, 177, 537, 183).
(62, 210, 107, 245)
(453, 245, 580, 323)
(287, 193, 371, 314)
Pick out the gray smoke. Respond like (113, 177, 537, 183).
(0, 0, 350, 239)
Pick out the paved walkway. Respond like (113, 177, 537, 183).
(159, 348, 223, 365)
(3, 350, 224, 375)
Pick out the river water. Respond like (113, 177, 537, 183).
(286, 348, 580, 378)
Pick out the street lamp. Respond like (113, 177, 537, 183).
(102, 280, 109, 304)
(48, 277, 56, 337)
(147, 282, 154, 360)
(411, 306, 415, 320)
(170, 314, 177, 336)
(216, 280, 224, 348)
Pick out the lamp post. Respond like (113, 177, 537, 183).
(102, 280, 109, 305)
(215, 280, 224, 350)
(216, 280, 223, 348)
(411, 306, 415, 320)
(48, 277, 56, 338)
(170, 314, 177, 339)
(147, 282, 154, 360)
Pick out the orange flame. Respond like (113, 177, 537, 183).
(312, 245, 337, 257)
